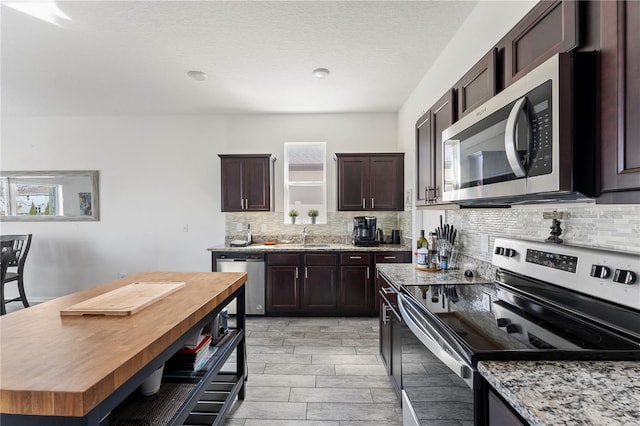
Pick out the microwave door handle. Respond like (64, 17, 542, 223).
(505, 97, 528, 178)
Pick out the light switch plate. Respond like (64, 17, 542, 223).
(480, 234, 489, 254)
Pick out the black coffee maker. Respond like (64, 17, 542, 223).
(353, 216, 378, 246)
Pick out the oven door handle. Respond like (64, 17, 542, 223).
(397, 294, 473, 384)
(504, 96, 529, 178)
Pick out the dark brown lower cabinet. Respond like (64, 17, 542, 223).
(340, 253, 372, 314)
(266, 253, 300, 314)
(303, 254, 338, 312)
(267, 250, 410, 316)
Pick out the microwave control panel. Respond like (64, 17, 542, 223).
(527, 80, 552, 177)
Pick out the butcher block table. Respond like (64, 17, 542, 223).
(0, 271, 247, 426)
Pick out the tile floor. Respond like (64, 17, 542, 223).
(221, 316, 403, 426)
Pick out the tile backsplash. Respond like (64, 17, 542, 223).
(444, 204, 640, 266)
(225, 211, 412, 246)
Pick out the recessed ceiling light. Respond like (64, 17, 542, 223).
(312, 68, 330, 79)
(187, 70, 208, 82)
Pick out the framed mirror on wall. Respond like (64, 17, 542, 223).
(284, 142, 327, 225)
(0, 170, 100, 221)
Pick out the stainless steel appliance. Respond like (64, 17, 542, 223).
(441, 52, 596, 204)
(352, 216, 379, 247)
(215, 252, 265, 315)
(382, 238, 640, 425)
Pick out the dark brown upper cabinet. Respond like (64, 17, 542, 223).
(455, 48, 498, 118)
(415, 90, 456, 206)
(504, 0, 580, 87)
(219, 154, 274, 212)
(336, 153, 404, 211)
(432, 90, 457, 204)
(598, 0, 640, 203)
(415, 110, 433, 205)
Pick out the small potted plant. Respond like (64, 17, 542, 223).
(307, 209, 319, 224)
(288, 209, 298, 224)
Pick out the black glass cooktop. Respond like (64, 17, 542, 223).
(401, 281, 640, 360)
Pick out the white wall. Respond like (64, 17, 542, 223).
(0, 113, 396, 300)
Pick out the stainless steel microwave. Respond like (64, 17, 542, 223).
(441, 52, 596, 204)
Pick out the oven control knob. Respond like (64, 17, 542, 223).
(590, 264, 611, 279)
(505, 324, 519, 334)
(613, 269, 637, 285)
(495, 247, 505, 255)
(504, 248, 516, 257)
(496, 318, 509, 327)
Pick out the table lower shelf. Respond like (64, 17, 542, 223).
(109, 373, 244, 426)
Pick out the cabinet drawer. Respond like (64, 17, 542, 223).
(375, 252, 411, 263)
(304, 253, 337, 266)
(341, 253, 371, 265)
(267, 253, 300, 266)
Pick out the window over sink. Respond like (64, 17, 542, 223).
(284, 142, 326, 225)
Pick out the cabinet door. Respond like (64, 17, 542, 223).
(243, 157, 271, 211)
(379, 300, 392, 374)
(303, 265, 338, 312)
(220, 157, 244, 212)
(370, 155, 404, 211)
(303, 253, 338, 312)
(432, 90, 456, 203)
(340, 253, 372, 313)
(415, 110, 433, 205)
(504, 0, 580, 86)
(267, 266, 299, 313)
(456, 48, 498, 118)
(337, 156, 369, 210)
(390, 299, 402, 394)
(340, 265, 372, 312)
(599, 0, 640, 203)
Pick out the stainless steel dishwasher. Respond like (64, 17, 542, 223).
(215, 252, 265, 315)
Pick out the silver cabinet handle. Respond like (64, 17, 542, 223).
(350, 256, 362, 259)
(295, 267, 298, 280)
(366, 268, 370, 280)
(381, 287, 394, 294)
(371, 198, 374, 209)
(505, 96, 529, 178)
(382, 304, 391, 324)
(362, 198, 365, 209)
(383, 256, 397, 260)
(305, 267, 308, 279)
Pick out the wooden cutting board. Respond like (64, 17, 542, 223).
(60, 281, 186, 316)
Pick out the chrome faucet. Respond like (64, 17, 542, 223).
(302, 227, 307, 245)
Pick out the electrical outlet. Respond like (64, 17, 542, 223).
(261, 224, 267, 232)
(482, 292, 492, 312)
(347, 223, 354, 232)
(236, 223, 242, 232)
(183, 224, 189, 232)
(480, 234, 489, 254)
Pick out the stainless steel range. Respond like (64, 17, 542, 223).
(380, 237, 640, 425)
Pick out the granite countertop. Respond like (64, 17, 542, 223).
(478, 360, 640, 426)
(207, 243, 411, 252)
(376, 262, 491, 286)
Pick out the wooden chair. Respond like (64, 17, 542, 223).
(0, 234, 32, 315)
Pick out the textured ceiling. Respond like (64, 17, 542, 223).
(1, 1, 478, 116)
